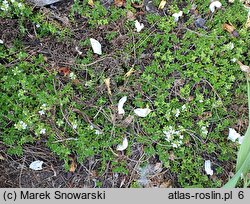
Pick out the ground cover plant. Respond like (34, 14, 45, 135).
(0, 0, 250, 187)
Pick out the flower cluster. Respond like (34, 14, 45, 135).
(1, 0, 23, 12)
(1, 0, 9, 11)
(14, 120, 27, 130)
(38, 103, 48, 116)
(163, 126, 184, 148)
(201, 126, 208, 136)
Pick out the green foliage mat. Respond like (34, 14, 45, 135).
(0, 0, 249, 187)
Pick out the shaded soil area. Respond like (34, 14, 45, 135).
(0, 142, 175, 187)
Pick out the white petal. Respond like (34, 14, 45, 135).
(135, 20, 144, 32)
(228, 128, 240, 142)
(172, 11, 183, 22)
(134, 108, 151, 117)
(95, 129, 102, 135)
(75, 46, 83, 55)
(29, 160, 43, 171)
(205, 160, 213, 176)
(238, 136, 245, 144)
(116, 137, 128, 151)
(90, 38, 102, 55)
(0, 39, 3, 44)
(209, 1, 222, 13)
(118, 96, 127, 115)
(38, 110, 45, 115)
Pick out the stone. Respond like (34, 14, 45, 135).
(194, 18, 206, 28)
(26, 0, 62, 6)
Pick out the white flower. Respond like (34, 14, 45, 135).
(1, 0, 9, 11)
(29, 160, 43, 171)
(20, 121, 27, 130)
(18, 2, 23, 8)
(238, 136, 244, 144)
(172, 140, 182, 148)
(135, 20, 144, 32)
(201, 126, 208, 136)
(72, 124, 77, 129)
(38, 110, 45, 115)
(163, 130, 172, 141)
(12, 67, 21, 75)
(56, 119, 64, 127)
(228, 128, 240, 142)
(231, 58, 237, 62)
(95, 129, 102, 135)
(90, 125, 102, 135)
(181, 104, 186, 110)
(0, 39, 3, 44)
(209, 1, 222, 13)
(69, 72, 76, 80)
(175, 109, 180, 117)
(90, 38, 102, 55)
(134, 107, 151, 117)
(205, 160, 213, 175)
(172, 11, 183, 22)
(118, 96, 127, 115)
(40, 128, 46, 134)
(228, 42, 234, 50)
(116, 137, 128, 151)
(42, 104, 47, 108)
(36, 24, 40, 28)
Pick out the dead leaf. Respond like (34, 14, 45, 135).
(198, 111, 212, 120)
(222, 23, 239, 37)
(154, 162, 162, 173)
(120, 115, 134, 128)
(124, 67, 135, 77)
(58, 67, 70, 76)
(169, 151, 175, 161)
(88, 0, 94, 7)
(237, 61, 250, 73)
(158, 0, 166, 10)
(72, 79, 80, 85)
(104, 78, 112, 95)
(114, 0, 126, 7)
(160, 180, 172, 188)
(0, 154, 5, 160)
(246, 16, 250, 28)
(131, 3, 144, 8)
(223, 23, 234, 33)
(69, 156, 77, 172)
(126, 11, 136, 21)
